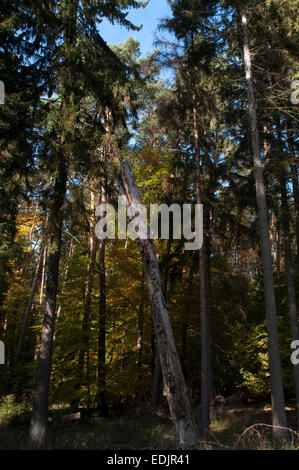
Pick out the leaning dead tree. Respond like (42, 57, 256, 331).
(120, 161, 199, 450)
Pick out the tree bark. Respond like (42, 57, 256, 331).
(193, 94, 211, 440)
(136, 303, 144, 381)
(280, 175, 299, 427)
(54, 238, 75, 339)
(120, 161, 198, 449)
(27, 156, 67, 447)
(39, 247, 47, 315)
(286, 121, 299, 267)
(151, 238, 172, 411)
(241, 8, 287, 440)
(75, 185, 97, 407)
(34, 247, 47, 363)
(97, 183, 109, 416)
(14, 246, 44, 363)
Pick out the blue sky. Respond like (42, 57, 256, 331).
(99, 0, 173, 56)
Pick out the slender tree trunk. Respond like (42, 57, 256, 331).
(136, 303, 143, 381)
(27, 156, 67, 447)
(54, 238, 75, 339)
(193, 95, 211, 440)
(286, 122, 299, 267)
(280, 176, 299, 427)
(120, 161, 198, 449)
(14, 246, 44, 363)
(34, 246, 47, 363)
(205, 211, 213, 402)
(181, 262, 190, 376)
(74, 186, 97, 408)
(241, 9, 287, 440)
(152, 238, 172, 411)
(276, 219, 281, 280)
(84, 188, 97, 408)
(97, 183, 108, 416)
(39, 247, 47, 314)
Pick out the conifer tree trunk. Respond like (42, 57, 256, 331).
(136, 303, 143, 381)
(276, 219, 281, 280)
(34, 246, 47, 362)
(55, 238, 75, 336)
(28, 156, 67, 447)
(120, 161, 198, 450)
(39, 247, 47, 313)
(14, 246, 44, 363)
(241, 8, 287, 439)
(286, 122, 299, 267)
(84, 188, 97, 406)
(97, 183, 108, 416)
(193, 96, 211, 440)
(151, 238, 172, 411)
(181, 264, 188, 374)
(75, 186, 97, 407)
(279, 176, 299, 427)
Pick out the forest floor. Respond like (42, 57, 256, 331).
(0, 396, 298, 450)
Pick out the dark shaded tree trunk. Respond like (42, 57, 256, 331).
(14, 246, 44, 363)
(151, 238, 172, 411)
(241, 8, 287, 440)
(39, 247, 47, 315)
(279, 175, 299, 427)
(193, 95, 211, 440)
(74, 185, 97, 408)
(97, 184, 109, 416)
(34, 246, 47, 362)
(136, 303, 143, 381)
(27, 156, 67, 447)
(276, 218, 281, 280)
(286, 122, 299, 267)
(120, 161, 198, 450)
(54, 238, 75, 339)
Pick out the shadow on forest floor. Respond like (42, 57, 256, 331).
(0, 395, 298, 450)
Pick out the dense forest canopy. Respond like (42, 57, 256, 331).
(0, 0, 298, 451)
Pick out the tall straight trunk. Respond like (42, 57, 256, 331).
(136, 303, 143, 381)
(276, 219, 281, 280)
(205, 212, 213, 402)
(27, 156, 67, 447)
(120, 161, 198, 449)
(14, 246, 44, 363)
(241, 9, 287, 439)
(181, 264, 188, 373)
(97, 183, 108, 416)
(193, 95, 211, 440)
(34, 247, 47, 362)
(286, 121, 299, 266)
(181, 262, 194, 375)
(270, 213, 280, 280)
(84, 188, 97, 407)
(151, 238, 172, 411)
(37, 213, 49, 320)
(55, 238, 75, 336)
(76, 186, 97, 407)
(280, 176, 299, 427)
(39, 247, 47, 313)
